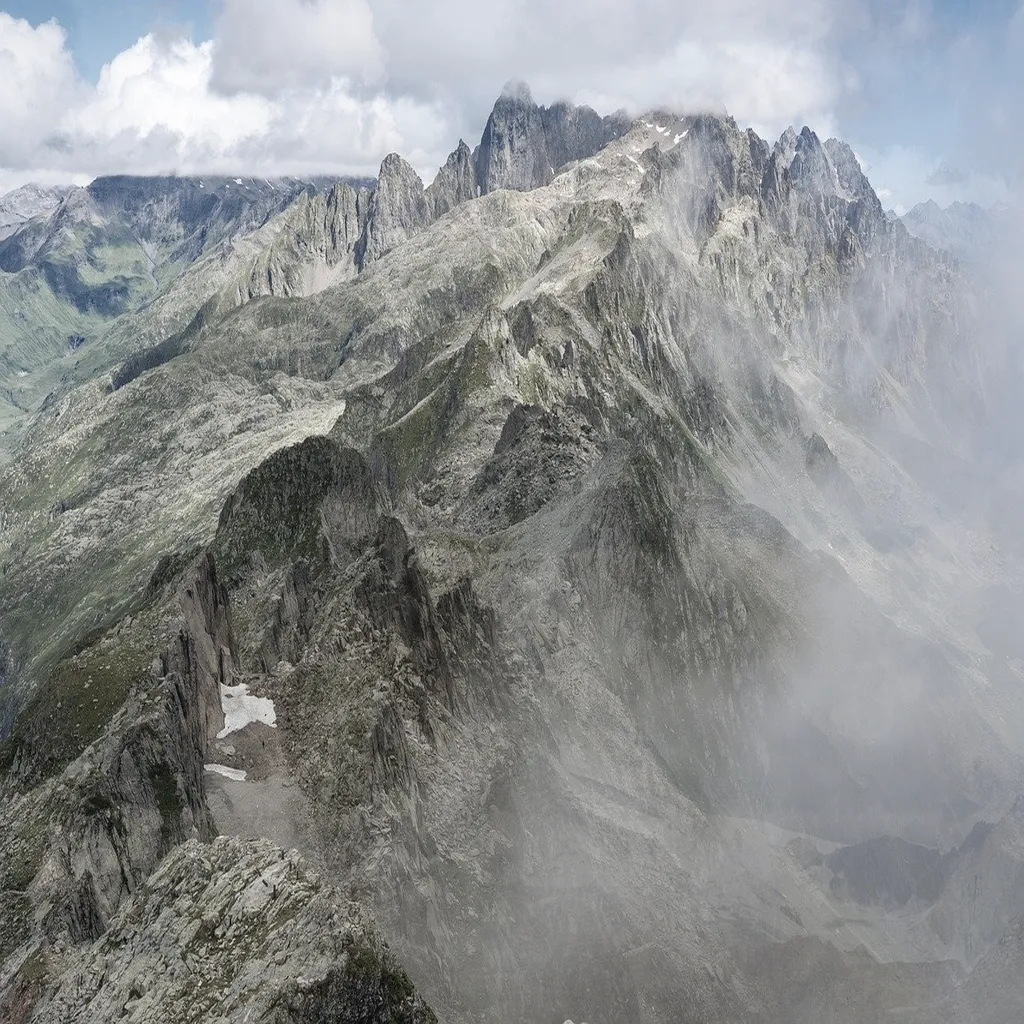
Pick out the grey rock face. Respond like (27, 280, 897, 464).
(214, 435, 386, 575)
(928, 799, 1024, 961)
(475, 80, 628, 194)
(84, 175, 367, 264)
(825, 138, 876, 203)
(425, 141, 479, 220)
(239, 182, 371, 300)
(357, 155, 431, 268)
(0, 183, 73, 241)
(0, 557, 232, 1010)
(901, 199, 1003, 264)
(29, 836, 436, 1024)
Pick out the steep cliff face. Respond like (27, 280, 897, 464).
(240, 182, 371, 300)
(475, 81, 628, 194)
(83, 175, 363, 266)
(425, 141, 479, 220)
(928, 799, 1024, 961)
(357, 156, 432, 269)
(0, 548, 436, 1023)
(0, 558, 225, 1014)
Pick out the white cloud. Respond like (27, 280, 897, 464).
(211, 0, 384, 95)
(0, 14, 79, 165)
(566, 37, 841, 144)
(78, 37, 272, 151)
(205, 0, 861, 146)
(0, 0, 1011, 208)
(362, 0, 861, 136)
(0, 18, 445, 185)
(853, 143, 1012, 211)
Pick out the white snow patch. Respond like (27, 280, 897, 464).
(205, 763, 247, 782)
(655, 124, 668, 134)
(217, 682, 277, 738)
(199, 181, 204, 188)
(674, 130, 689, 144)
(234, 177, 243, 185)
(15, 370, 28, 377)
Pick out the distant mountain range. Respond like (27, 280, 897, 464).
(0, 184, 75, 241)
(899, 198, 1008, 264)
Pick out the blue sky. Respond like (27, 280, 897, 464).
(0, 0, 1020, 210)
(2, 0, 210, 78)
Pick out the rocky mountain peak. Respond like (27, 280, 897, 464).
(499, 77, 535, 104)
(0, 182, 74, 241)
(426, 139, 479, 219)
(775, 125, 800, 164)
(475, 86, 628, 194)
(788, 126, 834, 193)
(356, 153, 430, 267)
(824, 138, 875, 202)
(901, 198, 1002, 263)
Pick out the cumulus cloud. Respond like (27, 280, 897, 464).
(79, 37, 272, 153)
(567, 38, 845, 142)
(211, 0, 384, 95)
(0, 14, 79, 165)
(0, 13, 445, 184)
(314, 0, 861, 135)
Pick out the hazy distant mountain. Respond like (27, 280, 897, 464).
(0, 183, 74, 241)
(901, 198, 1002, 263)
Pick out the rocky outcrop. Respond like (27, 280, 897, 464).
(0, 183, 73, 241)
(475, 80, 627, 194)
(928, 800, 1024, 960)
(214, 436, 386, 576)
(425, 141, 479, 220)
(240, 182, 371, 300)
(356, 156, 431, 269)
(0, 558, 236, 1016)
(28, 836, 436, 1024)
(84, 175, 366, 265)
(0, 638, 14, 739)
(826, 836, 950, 909)
(457, 402, 600, 532)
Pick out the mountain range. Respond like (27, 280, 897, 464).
(899, 198, 1006, 265)
(1, 82, 1023, 1023)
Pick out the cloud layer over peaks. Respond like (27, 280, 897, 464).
(0, 0, 1019, 207)
(210, 0, 384, 95)
(0, 0, 863, 191)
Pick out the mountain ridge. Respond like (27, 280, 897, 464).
(1, 83, 1023, 1022)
